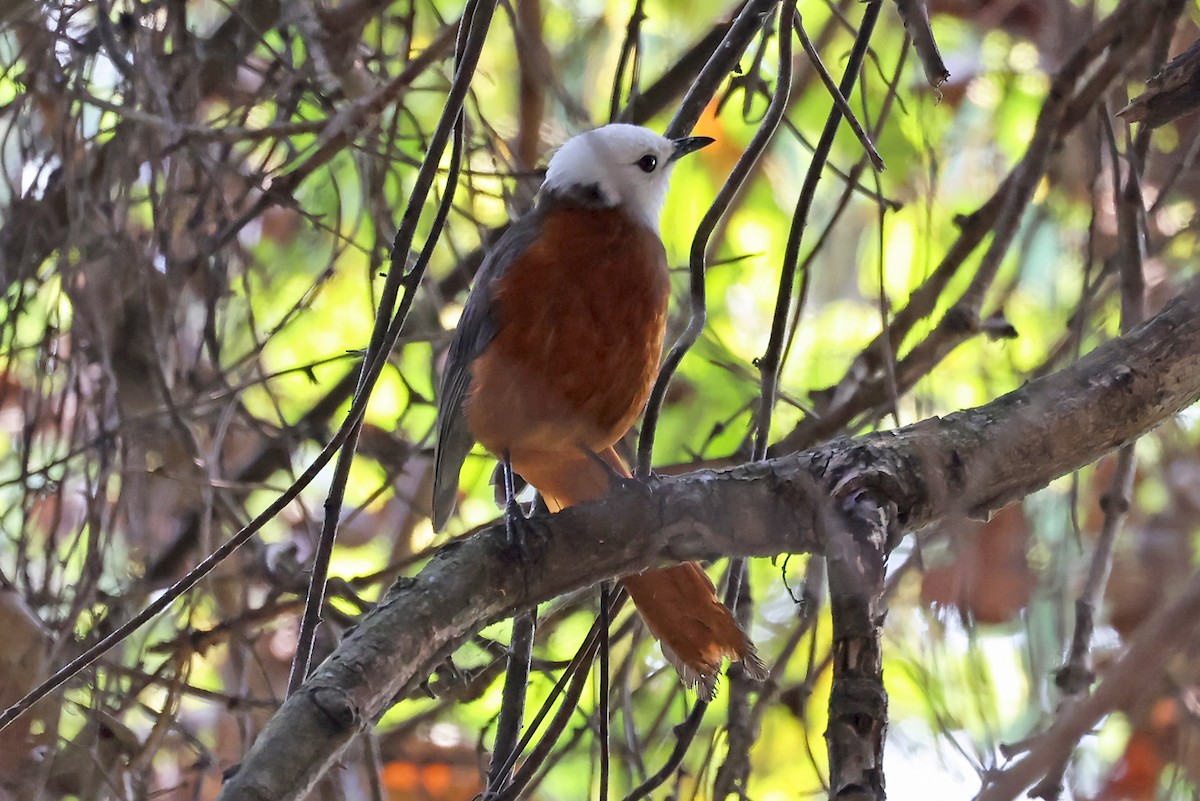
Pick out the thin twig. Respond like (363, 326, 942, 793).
(752, 0, 881, 462)
(486, 611, 536, 794)
(286, 0, 489, 694)
(598, 582, 612, 801)
(979, 570, 1200, 801)
(713, 558, 754, 798)
(489, 595, 624, 801)
(890, 0, 948, 87)
(1035, 99, 1150, 801)
(772, 0, 1163, 457)
(623, 0, 749, 124)
(609, 0, 648, 123)
(622, 700, 709, 801)
(207, 18, 462, 252)
(485, 590, 629, 798)
(0, 0, 490, 736)
(664, 0, 779, 139)
(792, 9, 884, 172)
(638, 0, 792, 473)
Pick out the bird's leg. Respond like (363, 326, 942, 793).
(500, 450, 533, 554)
(579, 445, 660, 497)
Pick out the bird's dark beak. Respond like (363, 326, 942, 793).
(669, 136, 715, 162)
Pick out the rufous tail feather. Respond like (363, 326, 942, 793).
(515, 447, 765, 697)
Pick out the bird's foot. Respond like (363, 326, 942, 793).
(497, 496, 544, 562)
(612, 470, 661, 500)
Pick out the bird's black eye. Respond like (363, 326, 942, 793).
(636, 154, 658, 173)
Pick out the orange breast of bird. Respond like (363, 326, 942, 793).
(464, 205, 670, 465)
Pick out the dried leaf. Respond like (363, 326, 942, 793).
(920, 503, 1034, 624)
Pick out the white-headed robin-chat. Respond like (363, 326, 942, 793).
(432, 123, 764, 697)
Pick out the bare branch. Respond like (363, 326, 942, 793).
(218, 276, 1200, 801)
(980, 568, 1200, 801)
(1119, 37, 1200, 128)
(891, 0, 949, 87)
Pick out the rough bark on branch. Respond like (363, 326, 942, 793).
(217, 277, 1200, 801)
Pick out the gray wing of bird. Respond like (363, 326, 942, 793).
(431, 210, 546, 530)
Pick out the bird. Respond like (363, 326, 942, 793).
(432, 123, 764, 697)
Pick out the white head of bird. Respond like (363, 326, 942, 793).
(541, 123, 713, 231)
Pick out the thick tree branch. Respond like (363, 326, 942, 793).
(217, 277, 1200, 801)
(825, 494, 890, 799)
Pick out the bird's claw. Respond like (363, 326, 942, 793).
(614, 470, 660, 499)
